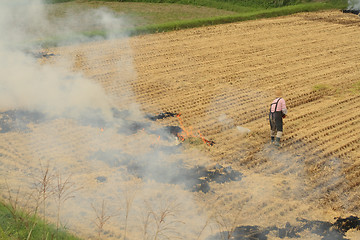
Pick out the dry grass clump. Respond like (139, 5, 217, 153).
(142, 199, 184, 240)
(1, 161, 81, 239)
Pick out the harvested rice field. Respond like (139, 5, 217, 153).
(1, 9, 360, 240)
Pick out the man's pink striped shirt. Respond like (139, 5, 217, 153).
(271, 98, 286, 112)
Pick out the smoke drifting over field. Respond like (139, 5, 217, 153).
(4, 1, 358, 239)
(0, 1, 211, 239)
(348, 0, 360, 9)
(0, 0, 131, 118)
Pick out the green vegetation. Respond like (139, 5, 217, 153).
(42, 0, 347, 41)
(0, 200, 81, 240)
(351, 81, 360, 94)
(129, 2, 343, 35)
(313, 83, 331, 91)
(47, 0, 346, 9)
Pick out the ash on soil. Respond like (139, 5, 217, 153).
(0, 110, 46, 133)
(89, 150, 242, 193)
(207, 217, 360, 240)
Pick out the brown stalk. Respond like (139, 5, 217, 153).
(147, 199, 184, 240)
(54, 171, 81, 232)
(213, 207, 242, 240)
(91, 199, 112, 240)
(120, 182, 140, 240)
(141, 210, 152, 240)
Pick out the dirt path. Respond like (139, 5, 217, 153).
(1, 10, 360, 239)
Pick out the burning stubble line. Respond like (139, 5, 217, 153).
(175, 114, 215, 146)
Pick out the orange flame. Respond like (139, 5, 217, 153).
(176, 114, 214, 146)
(176, 114, 190, 137)
(198, 130, 215, 146)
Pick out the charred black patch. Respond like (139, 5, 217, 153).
(144, 112, 215, 145)
(112, 110, 184, 138)
(96, 176, 107, 183)
(342, 9, 360, 15)
(0, 110, 46, 133)
(146, 112, 179, 121)
(147, 126, 183, 141)
(30, 51, 57, 59)
(189, 164, 242, 193)
(207, 217, 358, 240)
(89, 150, 242, 193)
(203, 138, 215, 146)
(232, 226, 271, 240)
(164, 126, 183, 136)
(117, 121, 150, 135)
(333, 216, 360, 234)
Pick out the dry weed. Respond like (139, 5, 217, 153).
(91, 199, 113, 240)
(212, 205, 242, 240)
(54, 171, 81, 231)
(141, 210, 152, 240)
(145, 198, 184, 240)
(119, 182, 140, 240)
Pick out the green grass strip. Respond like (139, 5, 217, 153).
(0, 201, 81, 240)
(128, 2, 345, 35)
(47, 0, 347, 10)
(38, 1, 346, 47)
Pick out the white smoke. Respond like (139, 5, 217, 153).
(0, 51, 113, 118)
(0, 0, 129, 48)
(0, 1, 212, 239)
(348, 0, 360, 9)
(0, 0, 131, 119)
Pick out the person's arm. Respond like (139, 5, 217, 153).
(281, 99, 287, 116)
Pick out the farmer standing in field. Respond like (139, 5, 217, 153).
(269, 89, 287, 146)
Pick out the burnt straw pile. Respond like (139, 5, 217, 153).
(29, 51, 57, 59)
(0, 110, 47, 133)
(0, 109, 215, 147)
(90, 149, 242, 193)
(0, 108, 227, 192)
(146, 111, 215, 146)
(207, 216, 360, 240)
(342, 9, 360, 15)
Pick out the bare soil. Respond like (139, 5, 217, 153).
(1, 10, 360, 239)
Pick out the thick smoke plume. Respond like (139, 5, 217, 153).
(0, 0, 131, 119)
(348, 0, 360, 9)
(0, 1, 212, 239)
